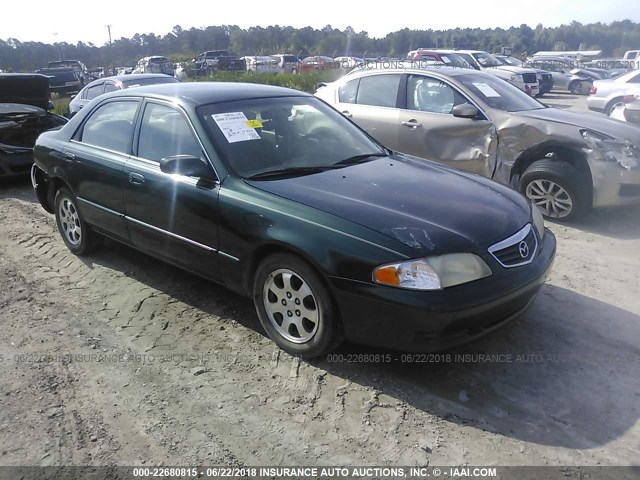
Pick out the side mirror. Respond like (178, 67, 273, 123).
(160, 155, 215, 179)
(451, 103, 479, 119)
(47, 101, 55, 111)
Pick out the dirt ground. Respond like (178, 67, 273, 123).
(1, 92, 639, 471)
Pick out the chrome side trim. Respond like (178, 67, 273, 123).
(488, 223, 538, 268)
(77, 197, 124, 217)
(219, 251, 240, 262)
(125, 216, 217, 252)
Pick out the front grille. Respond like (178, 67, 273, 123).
(489, 224, 538, 268)
(522, 73, 537, 84)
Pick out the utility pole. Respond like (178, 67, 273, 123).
(106, 25, 113, 75)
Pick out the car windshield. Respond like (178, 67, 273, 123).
(197, 96, 386, 179)
(472, 52, 502, 68)
(457, 73, 546, 112)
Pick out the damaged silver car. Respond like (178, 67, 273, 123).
(316, 66, 640, 220)
(1, 74, 67, 177)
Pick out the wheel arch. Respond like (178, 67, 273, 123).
(511, 143, 593, 204)
(33, 166, 75, 214)
(241, 242, 333, 299)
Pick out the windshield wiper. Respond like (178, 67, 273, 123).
(333, 152, 388, 166)
(247, 166, 336, 180)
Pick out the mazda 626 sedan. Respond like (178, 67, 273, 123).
(31, 82, 556, 358)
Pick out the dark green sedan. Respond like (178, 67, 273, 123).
(31, 82, 556, 358)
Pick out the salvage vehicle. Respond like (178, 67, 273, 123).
(587, 69, 640, 115)
(524, 57, 592, 94)
(0, 74, 67, 177)
(271, 54, 300, 73)
(132, 56, 175, 76)
(315, 66, 640, 220)
(35, 60, 89, 95)
(431, 49, 540, 96)
(242, 56, 282, 74)
(68, 74, 179, 117)
(31, 82, 555, 357)
(609, 91, 640, 126)
(192, 50, 246, 75)
(494, 55, 553, 97)
(299, 56, 338, 72)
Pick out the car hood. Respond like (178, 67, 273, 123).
(514, 107, 640, 143)
(246, 155, 530, 256)
(0, 74, 51, 110)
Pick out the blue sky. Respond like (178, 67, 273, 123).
(4, 0, 639, 45)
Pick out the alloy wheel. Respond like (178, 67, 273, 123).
(262, 268, 319, 343)
(525, 179, 573, 219)
(58, 197, 82, 246)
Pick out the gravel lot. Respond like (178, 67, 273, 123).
(1, 91, 639, 472)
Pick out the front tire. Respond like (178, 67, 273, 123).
(54, 188, 102, 255)
(253, 253, 342, 358)
(519, 159, 590, 221)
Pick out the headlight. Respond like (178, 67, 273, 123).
(581, 129, 639, 170)
(373, 254, 492, 290)
(531, 203, 545, 241)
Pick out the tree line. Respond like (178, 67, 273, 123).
(2, 20, 639, 71)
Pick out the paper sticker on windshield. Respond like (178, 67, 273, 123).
(472, 82, 501, 97)
(212, 112, 261, 143)
(246, 119, 263, 128)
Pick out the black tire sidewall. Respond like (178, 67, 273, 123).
(253, 254, 340, 358)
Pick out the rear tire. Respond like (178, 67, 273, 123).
(519, 159, 590, 221)
(605, 97, 625, 116)
(54, 188, 102, 255)
(253, 253, 342, 358)
(568, 80, 584, 95)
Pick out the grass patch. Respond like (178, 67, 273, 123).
(51, 96, 70, 117)
(189, 70, 344, 93)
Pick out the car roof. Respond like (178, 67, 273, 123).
(104, 81, 309, 105)
(348, 64, 479, 77)
(83, 74, 174, 88)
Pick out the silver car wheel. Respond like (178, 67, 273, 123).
(526, 179, 573, 219)
(262, 268, 319, 344)
(58, 197, 82, 246)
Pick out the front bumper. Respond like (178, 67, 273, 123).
(330, 229, 556, 352)
(588, 150, 640, 208)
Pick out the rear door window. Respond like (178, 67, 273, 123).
(355, 74, 401, 108)
(77, 100, 139, 153)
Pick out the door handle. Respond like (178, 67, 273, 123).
(341, 110, 353, 118)
(129, 172, 146, 184)
(64, 152, 76, 161)
(401, 120, 422, 128)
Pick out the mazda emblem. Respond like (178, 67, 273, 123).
(518, 241, 529, 259)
